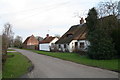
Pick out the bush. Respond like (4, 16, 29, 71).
(87, 29, 116, 60)
(111, 28, 120, 58)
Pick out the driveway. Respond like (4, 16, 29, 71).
(14, 48, 118, 78)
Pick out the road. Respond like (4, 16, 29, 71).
(14, 48, 118, 78)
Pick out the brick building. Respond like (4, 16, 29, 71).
(23, 35, 39, 50)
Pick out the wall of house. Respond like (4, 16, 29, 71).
(60, 44, 64, 51)
(39, 43, 50, 51)
(49, 38, 58, 51)
(39, 38, 58, 51)
(56, 44, 60, 51)
(27, 36, 39, 45)
(69, 40, 77, 52)
(50, 38, 58, 45)
(56, 44, 64, 52)
(56, 40, 78, 52)
(78, 40, 90, 51)
(23, 44, 38, 50)
(55, 40, 90, 52)
(68, 40, 90, 52)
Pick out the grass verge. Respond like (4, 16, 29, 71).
(0, 72, 2, 79)
(2, 52, 32, 78)
(7, 49, 15, 51)
(33, 50, 119, 72)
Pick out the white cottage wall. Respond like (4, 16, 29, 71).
(39, 38, 58, 51)
(50, 38, 59, 45)
(69, 40, 77, 52)
(78, 40, 90, 50)
(39, 43, 50, 51)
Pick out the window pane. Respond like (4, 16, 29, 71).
(80, 42, 84, 48)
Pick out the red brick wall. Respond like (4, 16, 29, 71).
(27, 36, 39, 45)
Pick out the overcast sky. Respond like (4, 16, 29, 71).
(0, 0, 119, 41)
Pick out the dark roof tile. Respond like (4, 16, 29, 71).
(40, 36, 56, 44)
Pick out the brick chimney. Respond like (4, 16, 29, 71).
(46, 34, 49, 37)
(80, 17, 84, 24)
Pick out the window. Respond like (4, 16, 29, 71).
(64, 44, 66, 48)
(51, 43, 55, 48)
(58, 44, 61, 48)
(75, 42, 78, 48)
(51, 43, 54, 45)
(67, 34, 73, 37)
(80, 42, 84, 48)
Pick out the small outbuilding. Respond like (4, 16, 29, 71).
(39, 34, 58, 51)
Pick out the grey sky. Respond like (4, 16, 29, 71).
(0, 0, 119, 41)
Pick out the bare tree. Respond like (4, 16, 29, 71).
(118, 1, 120, 14)
(14, 36, 23, 48)
(35, 36, 43, 42)
(2, 23, 14, 54)
(54, 34, 60, 38)
(97, 0, 118, 18)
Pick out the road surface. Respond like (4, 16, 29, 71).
(14, 48, 118, 78)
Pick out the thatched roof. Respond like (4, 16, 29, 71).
(55, 24, 87, 44)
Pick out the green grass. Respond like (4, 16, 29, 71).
(33, 50, 119, 72)
(7, 49, 15, 51)
(3, 52, 32, 78)
(0, 72, 2, 79)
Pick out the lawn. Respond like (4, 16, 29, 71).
(7, 49, 15, 51)
(0, 72, 2, 80)
(2, 51, 32, 78)
(33, 50, 119, 72)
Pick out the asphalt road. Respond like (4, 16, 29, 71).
(14, 48, 118, 78)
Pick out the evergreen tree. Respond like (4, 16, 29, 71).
(87, 29, 116, 59)
(111, 27, 120, 58)
(86, 7, 98, 32)
(86, 7, 116, 59)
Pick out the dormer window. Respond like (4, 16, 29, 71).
(67, 34, 73, 37)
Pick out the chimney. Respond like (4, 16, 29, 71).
(80, 17, 84, 24)
(31, 34, 34, 37)
(46, 34, 49, 37)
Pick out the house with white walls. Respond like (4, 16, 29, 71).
(55, 18, 90, 52)
(39, 34, 58, 51)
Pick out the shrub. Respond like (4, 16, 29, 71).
(111, 28, 120, 58)
(87, 29, 116, 60)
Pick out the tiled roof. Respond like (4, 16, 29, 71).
(23, 36, 30, 44)
(23, 35, 39, 45)
(40, 36, 56, 44)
